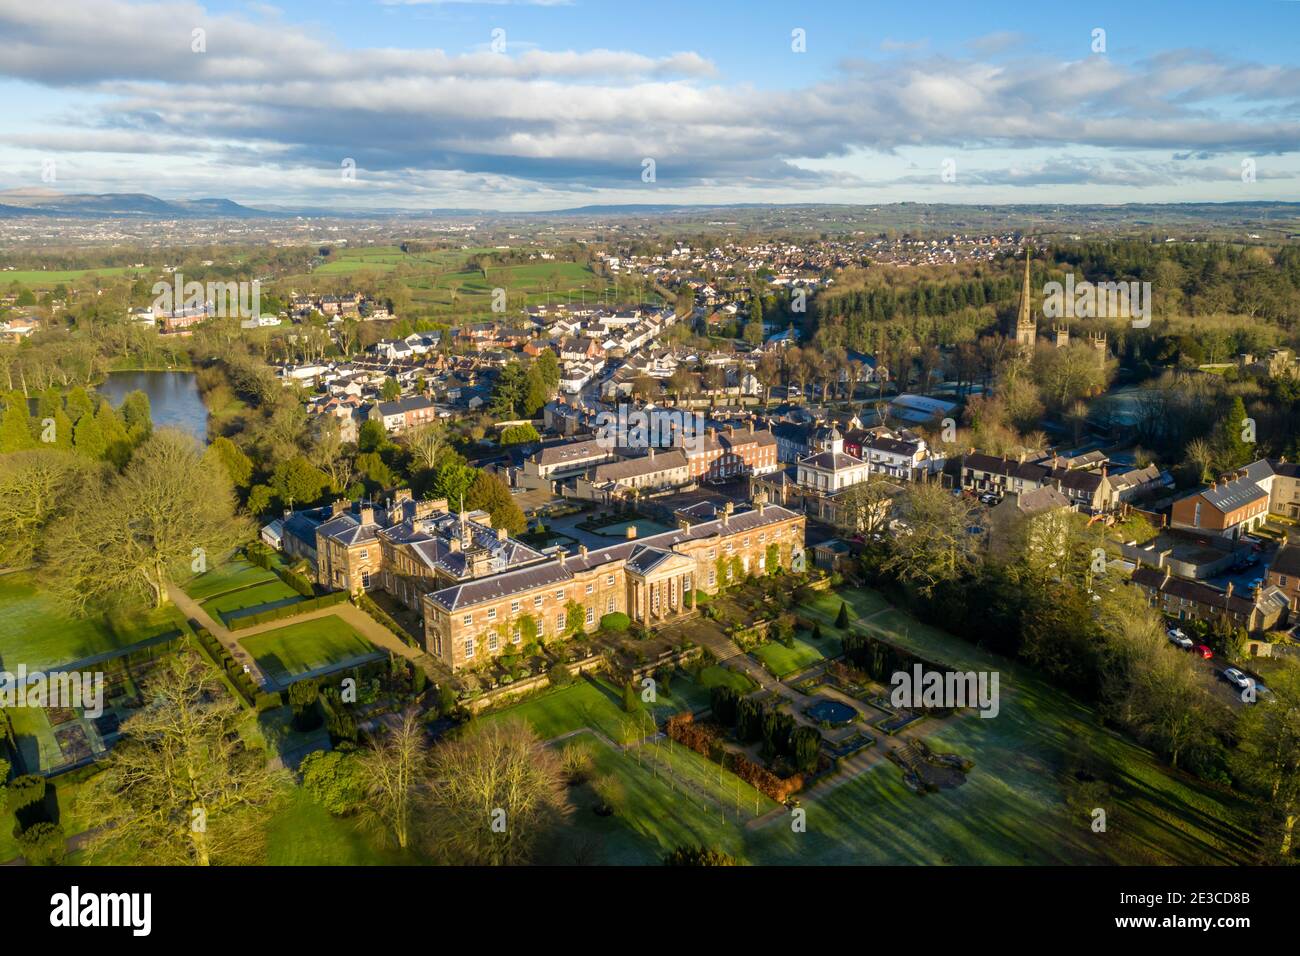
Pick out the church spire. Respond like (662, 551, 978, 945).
(1018, 245, 1032, 328)
(1013, 244, 1037, 351)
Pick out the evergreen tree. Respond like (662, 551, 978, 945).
(0, 395, 35, 452)
(73, 410, 107, 459)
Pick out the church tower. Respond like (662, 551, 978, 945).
(1013, 246, 1037, 351)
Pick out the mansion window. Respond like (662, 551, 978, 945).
(487, 608, 496, 620)
(511, 600, 520, 614)
(462, 614, 472, 626)
(607, 596, 615, 614)
(585, 583, 594, 595)
(534, 595, 543, 608)
(586, 607, 595, 625)
(606, 574, 615, 587)
(464, 637, 475, 659)
(488, 632, 499, 652)
(556, 612, 565, 632)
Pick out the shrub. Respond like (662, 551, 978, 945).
(710, 685, 741, 726)
(17, 821, 65, 866)
(665, 712, 719, 756)
(560, 742, 595, 785)
(664, 845, 738, 866)
(791, 726, 821, 774)
(299, 749, 366, 816)
(7, 774, 46, 823)
(835, 601, 849, 628)
(600, 612, 631, 633)
(548, 661, 574, 688)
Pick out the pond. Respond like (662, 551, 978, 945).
(96, 371, 208, 444)
(805, 697, 858, 726)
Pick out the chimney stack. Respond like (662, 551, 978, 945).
(579, 545, 588, 557)
(359, 505, 375, 526)
(626, 525, 637, 540)
(1226, 581, 1234, 598)
(497, 527, 507, 542)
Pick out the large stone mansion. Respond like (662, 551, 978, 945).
(272, 489, 806, 672)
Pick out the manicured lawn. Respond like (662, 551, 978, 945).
(480, 674, 703, 744)
(697, 664, 757, 694)
(0, 571, 186, 671)
(265, 788, 410, 865)
(542, 731, 775, 865)
(778, 586, 1258, 865)
(202, 579, 301, 622)
(183, 557, 281, 601)
(238, 616, 379, 685)
(751, 633, 840, 678)
(6, 705, 61, 774)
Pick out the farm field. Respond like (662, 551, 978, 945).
(1, 266, 147, 287)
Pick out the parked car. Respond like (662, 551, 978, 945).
(1194, 644, 1214, 659)
(1222, 667, 1253, 690)
(1167, 628, 1193, 649)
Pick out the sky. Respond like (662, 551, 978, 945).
(1, 0, 1298, 211)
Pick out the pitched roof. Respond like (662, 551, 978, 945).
(427, 504, 800, 612)
(1131, 566, 1258, 615)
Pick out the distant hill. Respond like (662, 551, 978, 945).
(0, 190, 280, 219)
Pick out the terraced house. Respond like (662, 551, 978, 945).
(422, 496, 805, 671)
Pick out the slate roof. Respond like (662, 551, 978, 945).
(535, 438, 612, 467)
(427, 504, 801, 612)
(1269, 544, 1300, 579)
(799, 450, 866, 472)
(592, 448, 689, 482)
(1195, 474, 1269, 513)
(1131, 566, 1258, 616)
(964, 453, 1051, 483)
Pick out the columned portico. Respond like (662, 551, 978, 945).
(626, 550, 695, 626)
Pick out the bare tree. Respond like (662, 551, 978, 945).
(358, 709, 429, 851)
(85, 652, 288, 865)
(425, 718, 571, 865)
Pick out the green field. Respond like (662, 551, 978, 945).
(779, 587, 1258, 865)
(751, 633, 841, 678)
(183, 557, 280, 601)
(202, 579, 301, 623)
(238, 616, 380, 685)
(283, 246, 641, 317)
(265, 788, 409, 865)
(0, 571, 186, 671)
(480, 674, 700, 744)
(697, 664, 757, 694)
(541, 731, 779, 865)
(1, 267, 146, 287)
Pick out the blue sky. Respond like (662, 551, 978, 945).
(1, 0, 1298, 210)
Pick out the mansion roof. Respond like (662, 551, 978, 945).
(428, 504, 801, 612)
